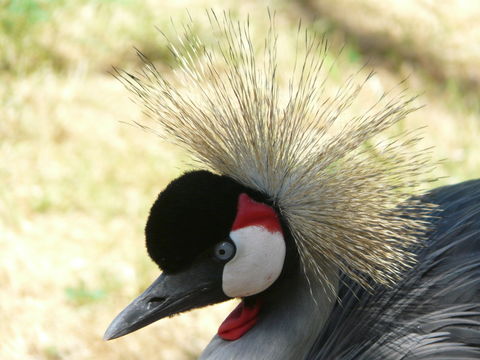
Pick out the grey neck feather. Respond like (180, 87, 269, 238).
(199, 268, 338, 360)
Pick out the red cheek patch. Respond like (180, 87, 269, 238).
(231, 193, 283, 234)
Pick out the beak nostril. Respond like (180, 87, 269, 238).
(148, 297, 166, 304)
(147, 297, 167, 310)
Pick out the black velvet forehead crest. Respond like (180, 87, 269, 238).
(145, 170, 247, 273)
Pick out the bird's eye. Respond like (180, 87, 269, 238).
(214, 241, 236, 262)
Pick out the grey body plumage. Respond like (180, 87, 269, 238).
(309, 179, 480, 359)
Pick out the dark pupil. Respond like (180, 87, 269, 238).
(214, 240, 236, 262)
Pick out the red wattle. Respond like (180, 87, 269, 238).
(218, 299, 262, 341)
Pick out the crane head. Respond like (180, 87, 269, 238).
(104, 170, 299, 341)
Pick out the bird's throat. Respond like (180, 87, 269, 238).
(217, 298, 262, 341)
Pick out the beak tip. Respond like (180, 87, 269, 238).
(103, 328, 117, 341)
(103, 331, 114, 341)
(103, 321, 126, 341)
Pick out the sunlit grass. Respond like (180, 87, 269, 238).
(1, 1, 479, 359)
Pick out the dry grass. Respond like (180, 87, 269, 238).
(304, 0, 480, 90)
(1, 1, 479, 359)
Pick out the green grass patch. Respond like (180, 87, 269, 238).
(65, 280, 107, 306)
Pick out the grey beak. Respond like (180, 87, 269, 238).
(104, 259, 228, 340)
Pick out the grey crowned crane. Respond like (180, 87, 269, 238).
(104, 13, 480, 359)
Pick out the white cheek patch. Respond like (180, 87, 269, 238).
(222, 226, 286, 298)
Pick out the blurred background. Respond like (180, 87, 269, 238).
(1, 0, 479, 359)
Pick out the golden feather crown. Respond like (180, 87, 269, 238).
(117, 11, 435, 290)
